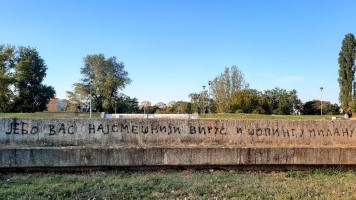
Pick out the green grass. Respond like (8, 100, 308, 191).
(0, 112, 345, 120)
(201, 113, 344, 120)
(0, 112, 101, 119)
(0, 170, 355, 199)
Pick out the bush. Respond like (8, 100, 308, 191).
(235, 109, 244, 113)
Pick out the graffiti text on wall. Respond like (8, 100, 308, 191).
(3, 121, 355, 138)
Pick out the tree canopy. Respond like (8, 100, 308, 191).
(67, 54, 131, 112)
(0, 45, 15, 112)
(303, 100, 340, 115)
(263, 88, 301, 115)
(231, 89, 263, 114)
(0, 45, 55, 112)
(338, 33, 356, 110)
(210, 66, 249, 113)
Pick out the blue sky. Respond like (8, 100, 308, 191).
(1, 0, 355, 105)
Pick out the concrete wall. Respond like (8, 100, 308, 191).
(0, 147, 355, 168)
(1, 118, 356, 169)
(1, 118, 355, 147)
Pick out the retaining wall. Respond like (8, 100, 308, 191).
(1, 118, 355, 146)
(1, 118, 355, 169)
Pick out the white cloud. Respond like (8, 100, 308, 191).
(276, 76, 304, 83)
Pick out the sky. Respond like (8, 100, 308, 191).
(1, 0, 356, 105)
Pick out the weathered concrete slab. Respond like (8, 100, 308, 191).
(1, 118, 355, 146)
(1, 118, 355, 170)
(0, 147, 355, 168)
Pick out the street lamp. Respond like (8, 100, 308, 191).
(208, 81, 211, 114)
(202, 85, 206, 114)
(320, 87, 323, 115)
(89, 82, 92, 118)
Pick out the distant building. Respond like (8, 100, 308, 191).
(47, 98, 65, 112)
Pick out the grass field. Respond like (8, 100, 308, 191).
(0, 112, 101, 119)
(0, 112, 344, 120)
(1, 169, 355, 199)
(200, 113, 343, 120)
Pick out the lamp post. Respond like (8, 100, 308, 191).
(208, 81, 211, 114)
(202, 85, 206, 114)
(89, 83, 92, 118)
(320, 87, 323, 115)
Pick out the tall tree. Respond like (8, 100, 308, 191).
(115, 94, 139, 113)
(65, 83, 89, 110)
(338, 33, 356, 110)
(303, 100, 340, 115)
(263, 87, 300, 115)
(231, 89, 262, 113)
(210, 66, 248, 113)
(73, 54, 131, 112)
(0, 45, 15, 112)
(12, 47, 55, 112)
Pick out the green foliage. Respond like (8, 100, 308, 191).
(232, 89, 265, 113)
(211, 66, 248, 113)
(193, 74, 301, 115)
(158, 101, 193, 114)
(338, 33, 356, 110)
(263, 87, 301, 115)
(64, 83, 90, 111)
(200, 113, 340, 120)
(0, 45, 55, 112)
(303, 100, 319, 115)
(189, 90, 208, 114)
(115, 94, 139, 113)
(12, 47, 56, 112)
(0, 45, 15, 112)
(176, 101, 192, 114)
(303, 100, 340, 115)
(188, 92, 200, 113)
(349, 100, 356, 113)
(68, 54, 131, 112)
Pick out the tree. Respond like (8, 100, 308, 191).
(263, 87, 300, 115)
(232, 89, 263, 113)
(0, 45, 15, 112)
(12, 47, 55, 112)
(189, 89, 208, 114)
(65, 83, 89, 111)
(188, 92, 201, 113)
(115, 94, 139, 113)
(303, 100, 340, 115)
(210, 66, 248, 113)
(338, 33, 356, 110)
(0, 46, 55, 112)
(72, 54, 131, 112)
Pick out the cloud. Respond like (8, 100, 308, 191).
(276, 76, 304, 83)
